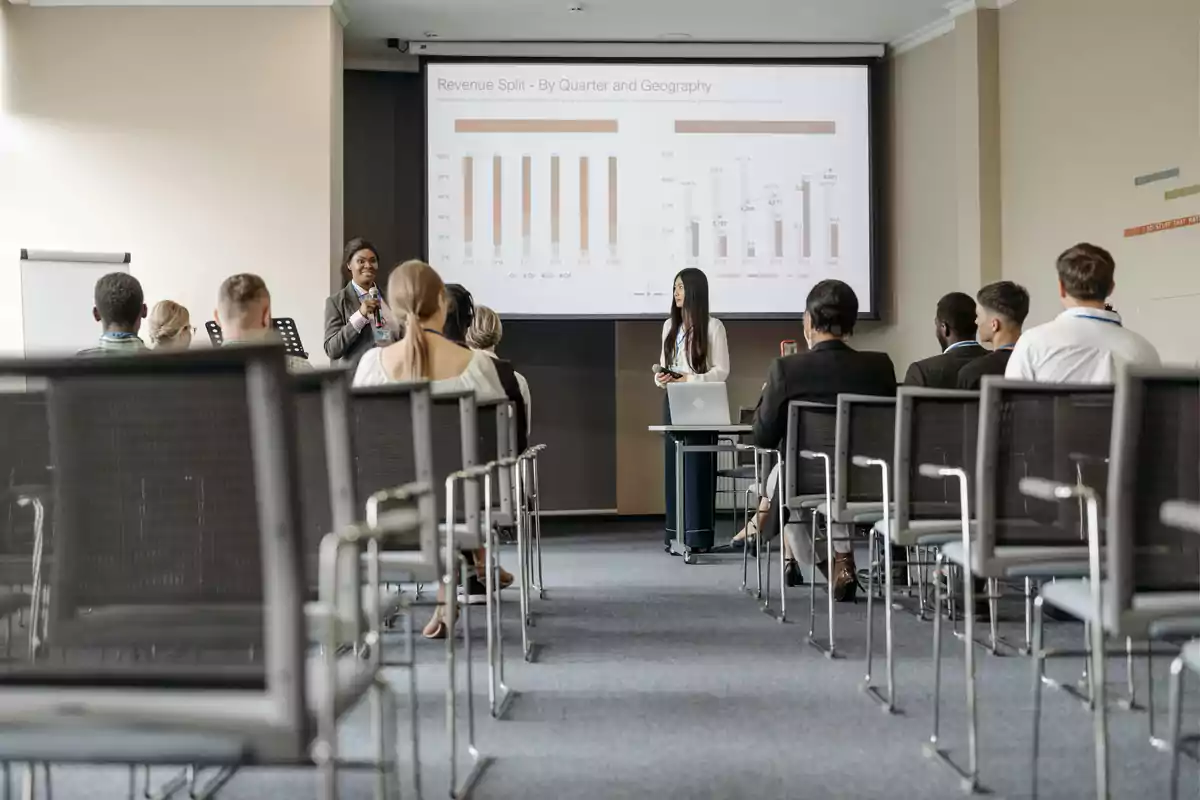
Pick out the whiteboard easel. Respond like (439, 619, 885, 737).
(19, 250, 132, 356)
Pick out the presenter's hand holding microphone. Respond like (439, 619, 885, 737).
(359, 288, 382, 324)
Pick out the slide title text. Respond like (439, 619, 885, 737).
(436, 77, 713, 96)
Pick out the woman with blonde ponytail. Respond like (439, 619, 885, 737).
(352, 259, 507, 638)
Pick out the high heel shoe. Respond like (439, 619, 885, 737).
(423, 607, 450, 639)
(784, 558, 803, 587)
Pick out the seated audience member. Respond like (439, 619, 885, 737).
(903, 292, 987, 387)
(444, 285, 529, 453)
(353, 261, 508, 637)
(214, 274, 312, 372)
(78, 272, 148, 356)
(1006, 243, 1159, 382)
(751, 279, 897, 601)
(957, 281, 1029, 390)
(467, 304, 532, 444)
(323, 238, 397, 366)
(147, 300, 194, 351)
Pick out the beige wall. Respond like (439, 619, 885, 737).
(999, 0, 1200, 364)
(0, 6, 343, 361)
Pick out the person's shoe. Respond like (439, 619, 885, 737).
(456, 576, 488, 605)
(784, 558, 803, 587)
(475, 564, 514, 590)
(832, 552, 858, 602)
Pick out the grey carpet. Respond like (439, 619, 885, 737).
(30, 529, 1200, 798)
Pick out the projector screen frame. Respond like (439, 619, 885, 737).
(420, 55, 885, 322)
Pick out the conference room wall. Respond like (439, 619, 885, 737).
(0, 6, 343, 361)
(998, 0, 1200, 366)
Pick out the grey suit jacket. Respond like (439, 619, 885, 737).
(323, 284, 394, 366)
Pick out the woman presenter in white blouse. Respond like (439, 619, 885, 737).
(654, 268, 730, 555)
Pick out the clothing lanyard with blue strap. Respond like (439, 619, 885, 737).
(674, 326, 689, 370)
(944, 340, 978, 352)
(1073, 314, 1123, 327)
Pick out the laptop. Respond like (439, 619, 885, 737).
(667, 382, 732, 426)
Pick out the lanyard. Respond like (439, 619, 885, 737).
(995, 344, 1016, 351)
(944, 340, 978, 352)
(102, 332, 138, 340)
(1074, 315, 1123, 327)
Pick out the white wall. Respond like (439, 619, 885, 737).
(1000, 0, 1200, 364)
(0, 5, 343, 361)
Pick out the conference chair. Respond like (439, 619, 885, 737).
(0, 390, 50, 656)
(0, 346, 417, 800)
(1162, 501, 1200, 800)
(1025, 367, 1200, 800)
(829, 395, 897, 713)
(921, 379, 1113, 794)
(788, 401, 838, 654)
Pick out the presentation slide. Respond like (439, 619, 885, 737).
(426, 62, 874, 317)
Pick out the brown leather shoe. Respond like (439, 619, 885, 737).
(832, 552, 858, 602)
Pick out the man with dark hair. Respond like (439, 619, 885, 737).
(1006, 243, 1159, 382)
(78, 272, 148, 356)
(957, 281, 1030, 390)
(903, 292, 987, 388)
(215, 274, 311, 372)
(752, 279, 896, 601)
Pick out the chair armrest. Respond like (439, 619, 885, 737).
(1161, 500, 1200, 534)
(1018, 477, 1079, 501)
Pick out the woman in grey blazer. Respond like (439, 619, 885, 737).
(323, 238, 397, 365)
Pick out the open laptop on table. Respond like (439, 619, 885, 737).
(667, 382, 732, 426)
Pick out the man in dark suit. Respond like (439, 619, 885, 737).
(323, 238, 397, 367)
(752, 279, 897, 601)
(957, 281, 1029, 390)
(902, 292, 988, 388)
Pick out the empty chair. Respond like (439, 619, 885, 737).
(0, 391, 50, 655)
(0, 345, 414, 800)
(788, 401, 838, 652)
(923, 379, 1114, 794)
(1027, 367, 1200, 800)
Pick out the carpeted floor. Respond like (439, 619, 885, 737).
(38, 527, 1200, 798)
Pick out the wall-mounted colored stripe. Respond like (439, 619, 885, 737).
(1134, 167, 1180, 186)
(1125, 213, 1200, 238)
(1165, 183, 1200, 201)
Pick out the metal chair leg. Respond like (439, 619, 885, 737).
(1031, 596, 1046, 800)
(1168, 656, 1185, 800)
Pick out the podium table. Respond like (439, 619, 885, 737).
(649, 424, 752, 563)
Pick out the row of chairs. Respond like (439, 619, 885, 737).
(0, 344, 549, 800)
(729, 368, 1200, 798)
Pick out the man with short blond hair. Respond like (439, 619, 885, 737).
(215, 274, 311, 372)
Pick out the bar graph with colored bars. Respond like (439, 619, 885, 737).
(451, 118, 619, 266)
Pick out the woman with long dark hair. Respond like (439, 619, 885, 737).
(655, 268, 729, 554)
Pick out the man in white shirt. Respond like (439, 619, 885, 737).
(215, 274, 313, 373)
(1005, 243, 1159, 383)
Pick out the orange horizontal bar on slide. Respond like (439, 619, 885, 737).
(455, 119, 619, 134)
(1124, 213, 1200, 238)
(674, 120, 836, 135)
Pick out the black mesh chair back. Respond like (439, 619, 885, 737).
(477, 400, 503, 466)
(0, 348, 305, 703)
(977, 379, 1114, 554)
(431, 393, 478, 528)
(785, 401, 837, 501)
(0, 391, 51, 586)
(293, 370, 356, 591)
(350, 382, 434, 556)
(835, 396, 896, 507)
(895, 389, 980, 528)
(1108, 369, 1200, 614)
(734, 407, 757, 469)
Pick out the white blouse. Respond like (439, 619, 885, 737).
(655, 316, 730, 386)
(353, 347, 508, 402)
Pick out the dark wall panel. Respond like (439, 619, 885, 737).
(343, 70, 425, 284)
(500, 321, 617, 512)
(343, 70, 618, 513)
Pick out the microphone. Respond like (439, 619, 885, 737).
(369, 286, 383, 328)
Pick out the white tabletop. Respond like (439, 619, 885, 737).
(648, 424, 753, 433)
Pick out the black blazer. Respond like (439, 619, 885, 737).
(323, 284, 395, 367)
(956, 348, 1013, 390)
(902, 343, 988, 389)
(752, 340, 897, 450)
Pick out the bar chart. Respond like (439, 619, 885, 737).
(426, 61, 874, 315)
